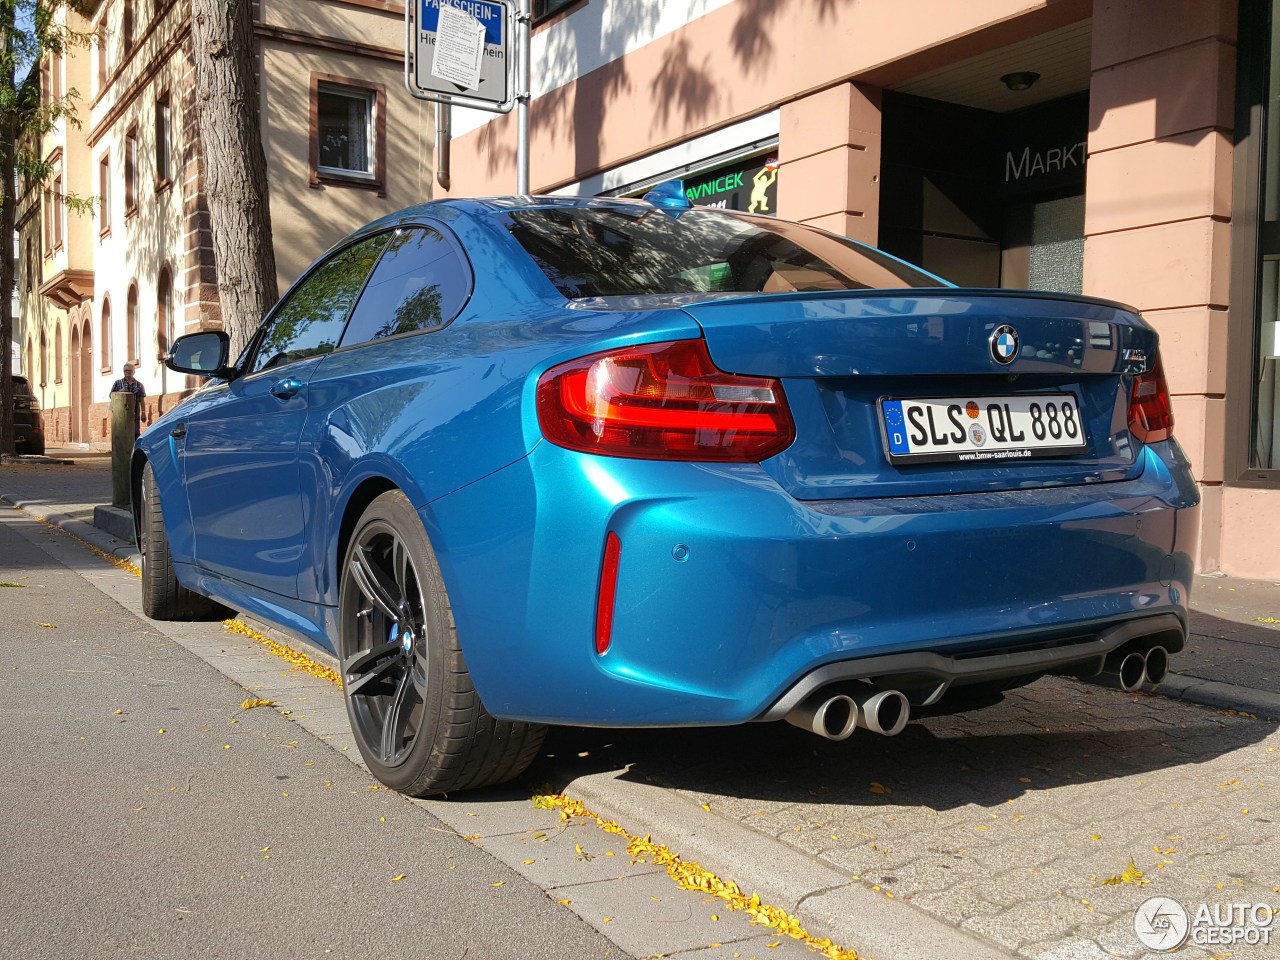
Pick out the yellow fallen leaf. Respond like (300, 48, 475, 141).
(711, 914, 719, 921)
(490, 881, 504, 888)
(1100, 858, 1148, 886)
(1018, 776, 1031, 783)
(869, 782, 892, 795)
(113, 709, 122, 715)
(702, 803, 711, 811)
(602, 917, 612, 923)
(157, 728, 165, 734)
(37, 623, 56, 629)
(1090, 834, 1101, 841)
(379, 817, 385, 823)
(522, 859, 535, 865)
(557, 899, 571, 905)
(391, 874, 405, 882)
(240, 697, 274, 710)
(223, 744, 231, 749)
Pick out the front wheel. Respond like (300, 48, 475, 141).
(139, 462, 223, 620)
(338, 490, 546, 796)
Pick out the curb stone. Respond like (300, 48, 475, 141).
(1155, 674, 1280, 721)
(564, 768, 1019, 960)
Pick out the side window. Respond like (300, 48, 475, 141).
(339, 227, 470, 348)
(250, 234, 389, 374)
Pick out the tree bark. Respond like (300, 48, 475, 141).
(190, 0, 278, 357)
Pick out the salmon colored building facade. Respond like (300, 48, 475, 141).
(441, 0, 1279, 579)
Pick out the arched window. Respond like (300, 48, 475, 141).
(127, 282, 139, 365)
(26, 336, 33, 380)
(39, 331, 47, 387)
(157, 266, 173, 361)
(54, 322, 63, 382)
(100, 298, 112, 371)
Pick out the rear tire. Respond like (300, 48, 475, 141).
(140, 462, 223, 620)
(338, 490, 546, 797)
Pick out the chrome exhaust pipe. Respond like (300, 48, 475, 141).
(1098, 649, 1147, 691)
(785, 692, 858, 741)
(852, 687, 910, 737)
(1143, 645, 1170, 685)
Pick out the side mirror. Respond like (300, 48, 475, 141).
(166, 331, 237, 380)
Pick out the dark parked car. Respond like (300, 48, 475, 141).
(133, 186, 1199, 798)
(9, 375, 45, 455)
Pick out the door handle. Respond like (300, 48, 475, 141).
(271, 378, 303, 401)
(170, 422, 187, 439)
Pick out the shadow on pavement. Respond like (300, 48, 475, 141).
(526, 678, 1278, 814)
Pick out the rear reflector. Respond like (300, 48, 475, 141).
(1128, 356, 1174, 444)
(537, 339, 795, 461)
(595, 532, 622, 656)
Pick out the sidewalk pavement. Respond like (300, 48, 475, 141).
(4, 447, 1278, 720)
(5, 449, 1280, 960)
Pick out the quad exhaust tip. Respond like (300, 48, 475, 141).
(786, 692, 859, 741)
(785, 687, 910, 740)
(1098, 645, 1172, 691)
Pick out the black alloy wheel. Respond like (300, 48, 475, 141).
(337, 491, 545, 796)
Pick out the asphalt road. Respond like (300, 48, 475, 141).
(0, 508, 624, 960)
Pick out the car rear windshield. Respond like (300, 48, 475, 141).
(503, 205, 944, 299)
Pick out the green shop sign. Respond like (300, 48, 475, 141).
(678, 154, 780, 214)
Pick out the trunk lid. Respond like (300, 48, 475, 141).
(680, 289, 1156, 499)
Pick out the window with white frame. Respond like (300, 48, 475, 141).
(315, 80, 376, 180)
(312, 77, 381, 185)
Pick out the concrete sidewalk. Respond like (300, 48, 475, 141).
(5, 448, 1280, 960)
(3, 448, 1280, 720)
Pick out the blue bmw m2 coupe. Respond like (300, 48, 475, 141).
(133, 186, 1199, 796)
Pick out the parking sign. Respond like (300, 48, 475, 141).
(407, 0, 514, 112)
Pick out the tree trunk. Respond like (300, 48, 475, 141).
(190, 0, 278, 357)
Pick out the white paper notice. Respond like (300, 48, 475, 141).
(431, 4, 487, 90)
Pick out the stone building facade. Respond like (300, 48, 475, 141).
(16, 0, 432, 446)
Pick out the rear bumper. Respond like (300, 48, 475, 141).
(756, 612, 1184, 720)
(429, 438, 1199, 727)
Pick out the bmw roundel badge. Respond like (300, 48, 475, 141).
(990, 324, 1020, 365)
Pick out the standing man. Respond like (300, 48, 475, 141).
(110, 363, 148, 437)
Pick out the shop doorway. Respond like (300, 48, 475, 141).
(879, 90, 1088, 293)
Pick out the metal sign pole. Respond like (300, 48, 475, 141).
(515, 0, 531, 194)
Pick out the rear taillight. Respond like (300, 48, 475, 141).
(1128, 356, 1174, 444)
(536, 339, 795, 461)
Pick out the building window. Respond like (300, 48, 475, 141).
(533, 0, 580, 22)
(310, 74, 385, 193)
(123, 0, 134, 53)
(40, 331, 47, 387)
(52, 173, 63, 250)
(97, 20, 108, 90)
(101, 298, 112, 372)
(125, 125, 137, 214)
(155, 92, 172, 187)
(1235, 0, 1280, 476)
(99, 152, 111, 236)
(55, 322, 63, 383)
(157, 266, 172, 361)
(127, 282, 139, 365)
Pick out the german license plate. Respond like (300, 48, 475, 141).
(880, 394, 1087, 464)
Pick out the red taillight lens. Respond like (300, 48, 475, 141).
(1128, 356, 1174, 444)
(536, 339, 795, 461)
(595, 532, 621, 656)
